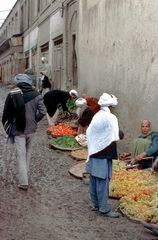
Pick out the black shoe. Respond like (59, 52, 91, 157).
(18, 185, 28, 191)
(101, 211, 120, 218)
(90, 206, 99, 211)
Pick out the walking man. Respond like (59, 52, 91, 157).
(2, 71, 46, 190)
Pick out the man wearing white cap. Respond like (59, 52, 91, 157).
(43, 89, 78, 126)
(40, 57, 52, 96)
(86, 93, 121, 218)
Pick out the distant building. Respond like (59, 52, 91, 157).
(0, 0, 79, 91)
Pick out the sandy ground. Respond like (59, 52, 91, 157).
(0, 84, 157, 240)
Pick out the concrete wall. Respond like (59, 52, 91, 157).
(24, 27, 38, 52)
(78, 0, 158, 150)
(50, 10, 65, 89)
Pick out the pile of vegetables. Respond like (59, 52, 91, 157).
(66, 99, 76, 112)
(57, 109, 78, 123)
(110, 161, 158, 223)
(49, 135, 81, 148)
(47, 123, 77, 136)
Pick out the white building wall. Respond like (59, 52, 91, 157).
(50, 10, 64, 65)
(78, 0, 158, 150)
(50, 10, 65, 89)
(50, 11, 64, 38)
(24, 27, 38, 70)
(30, 27, 38, 49)
(23, 27, 38, 52)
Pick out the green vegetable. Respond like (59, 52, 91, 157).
(66, 99, 76, 112)
(49, 135, 80, 148)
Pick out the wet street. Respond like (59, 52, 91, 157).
(0, 84, 156, 240)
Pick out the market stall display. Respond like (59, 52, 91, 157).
(110, 160, 158, 223)
(75, 134, 87, 147)
(47, 122, 77, 137)
(68, 162, 86, 179)
(49, 135, 82, 150)
(55, 99, 77, 124)
(70, 148, 88, 161)
(66, 99, 76, 112)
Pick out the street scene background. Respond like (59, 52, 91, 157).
(0, 84, 155, 240)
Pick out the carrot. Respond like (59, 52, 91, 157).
(47, 123, 77, 136)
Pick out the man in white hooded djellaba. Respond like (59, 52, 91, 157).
(86, 93, 121, 218)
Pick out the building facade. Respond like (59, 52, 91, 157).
(0, 0, 79, 91)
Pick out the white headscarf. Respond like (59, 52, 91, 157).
(75, 98, 87, 107)
(98, 93, 118, 108)
(86, 93, 119, 157)
(69, 89, 78, 98)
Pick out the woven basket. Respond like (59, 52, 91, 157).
(70, 148, 88, 161)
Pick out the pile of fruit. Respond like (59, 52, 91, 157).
(47, 123, 77, 137)
(110, 161, 158, 223)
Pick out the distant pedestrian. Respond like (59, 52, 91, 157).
(43, 89, 78, 126)
(2, 70, 46, 190)
(86, 93, 121, 218)
(40, 57, 52, 96)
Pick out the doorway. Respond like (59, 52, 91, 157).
(53, 37, 63, 89)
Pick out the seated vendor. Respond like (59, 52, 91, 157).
(120, 119, 158, 169)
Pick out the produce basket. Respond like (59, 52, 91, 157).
(47, 122, 77, 137)
(68, 162, 86, 179)
(50, 144, 83, 151)
(110, 161, 158, 223)
(49, 135, 82, 151)
(70, 148, 88, 161)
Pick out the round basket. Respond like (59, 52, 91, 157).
(70, 148, 88, 161)
(49, 143, 83, 151)
(68, 162, 86, 179)
(119, 208, 143, 224)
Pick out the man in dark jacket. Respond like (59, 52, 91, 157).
(43, 89, 78, 126)
(2, 72, 46, 190)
